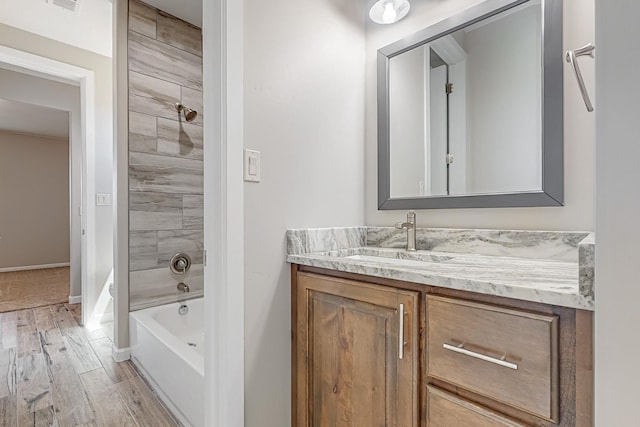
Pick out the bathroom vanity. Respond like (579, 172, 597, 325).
(287, 227, 594, 426)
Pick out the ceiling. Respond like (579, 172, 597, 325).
(0, 98, 69, 139)
(142, 0, 202, 27)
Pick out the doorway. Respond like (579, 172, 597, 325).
(0, 98, 74, 312)
(0, 45, 102, 327)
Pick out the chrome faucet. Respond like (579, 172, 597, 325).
(177, 282, 190, 293)
(395, 211, 416, 251)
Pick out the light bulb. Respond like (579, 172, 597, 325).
(382, 2, 397, 24)
(369, 0, 410, 25)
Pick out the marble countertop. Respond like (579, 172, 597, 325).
(286, 227, 595, 311)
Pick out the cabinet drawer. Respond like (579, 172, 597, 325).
(427, 296, 558, 421)
(427, 386, 527, 427)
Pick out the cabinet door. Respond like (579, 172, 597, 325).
(295, 273, 419, 427)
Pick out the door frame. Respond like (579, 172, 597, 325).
(0, 45, 96, 326)
(203, 0, 245, 425)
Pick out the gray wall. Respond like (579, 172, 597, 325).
(595, 0, 640, 423)
(127, 0, 204, 310)
(0, 131, 69, 269)
(365, 0, 595, 231)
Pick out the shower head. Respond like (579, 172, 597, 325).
(175, 102, 198, 122)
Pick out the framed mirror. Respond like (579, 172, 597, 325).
(378, 0, 563, 209)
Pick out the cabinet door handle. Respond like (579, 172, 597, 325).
(443, 343, 518, 370)
(399, 303, 405, 360)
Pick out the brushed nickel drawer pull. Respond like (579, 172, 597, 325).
(443, 343, 518, 370)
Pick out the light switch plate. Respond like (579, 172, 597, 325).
(244, 149, 261, 182)
(96, 193, 111, 206)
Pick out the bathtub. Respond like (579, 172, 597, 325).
(129, 298, 204, 427)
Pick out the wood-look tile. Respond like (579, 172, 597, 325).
(39, 329, 95, 426)
(181, 86, 203, 127)
(0, 395, 17, 427)
(16, 310, 34, 327)
(129, 231, 159, 271)
(158, 230, 204, 265)
(79, 369, 137, 427)
(89, 338, 137, 385)
(0, 348, 17, 399)
(33, 307, 56, 333)
(156, 11, 202, 57)
(17, 325, 40, 357)
(129, 111, 157, 154)
(50, 307, 101, 374)
(157, 117, 203, 160)
(129, 31, 202, 90)
(182, 195, 204, 230)
(19, 405, 57, 427)
(129, 151, 203, 195)
(129, 0, 157, 38)
(1, 312, 17, 349)
(115, 376, 178, 427)
(129, 71, 181, 121)
(17, 352, 53, 415)
(0, 303, 178, 427)
(130, 192, 183, 231)
(64, 304, 82, 326)
(99, 322, 114, 343)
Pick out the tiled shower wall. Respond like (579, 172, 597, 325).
(128, 0, 204, 310)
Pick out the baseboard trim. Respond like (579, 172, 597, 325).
(0, 262, 70, 273)
(112, 345, 131, 362)
(68, 295, 82, 304)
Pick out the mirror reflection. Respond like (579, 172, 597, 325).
(388, 1, 542, 198)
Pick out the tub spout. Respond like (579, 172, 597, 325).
(177, 282, 190, 293)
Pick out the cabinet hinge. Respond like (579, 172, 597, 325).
(446, 153, 454, 165)
(446, 82, 454, 95)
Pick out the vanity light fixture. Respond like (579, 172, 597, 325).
(369, 0, 410, 25)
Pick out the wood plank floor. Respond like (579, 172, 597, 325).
(0, 303, 180, 427)
(0, 268, 69, 314)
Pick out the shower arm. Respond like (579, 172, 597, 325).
(566, 43, 595, 112)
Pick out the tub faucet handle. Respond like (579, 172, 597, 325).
(177, 282, 190, 293)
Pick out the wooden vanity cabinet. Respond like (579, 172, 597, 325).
(291, 265, 594, 427)
(293, 271, 420, 427)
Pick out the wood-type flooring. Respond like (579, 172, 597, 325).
(0, 303, 180, 427)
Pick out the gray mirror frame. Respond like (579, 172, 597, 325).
(378, 0, 563, 210)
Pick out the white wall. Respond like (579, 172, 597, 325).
(0, 24, 114, 318)
(366, 0, 595, 231)
(595, 0, 640, 423)
(0, 131, 70, 269)
(0, 0, 112, 57)
(243, 0, 366, 424)
(465, 5, 542, 194)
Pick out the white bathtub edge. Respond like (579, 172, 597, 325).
(112, 345, 131, 362)
(130, 356, 192, 427)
